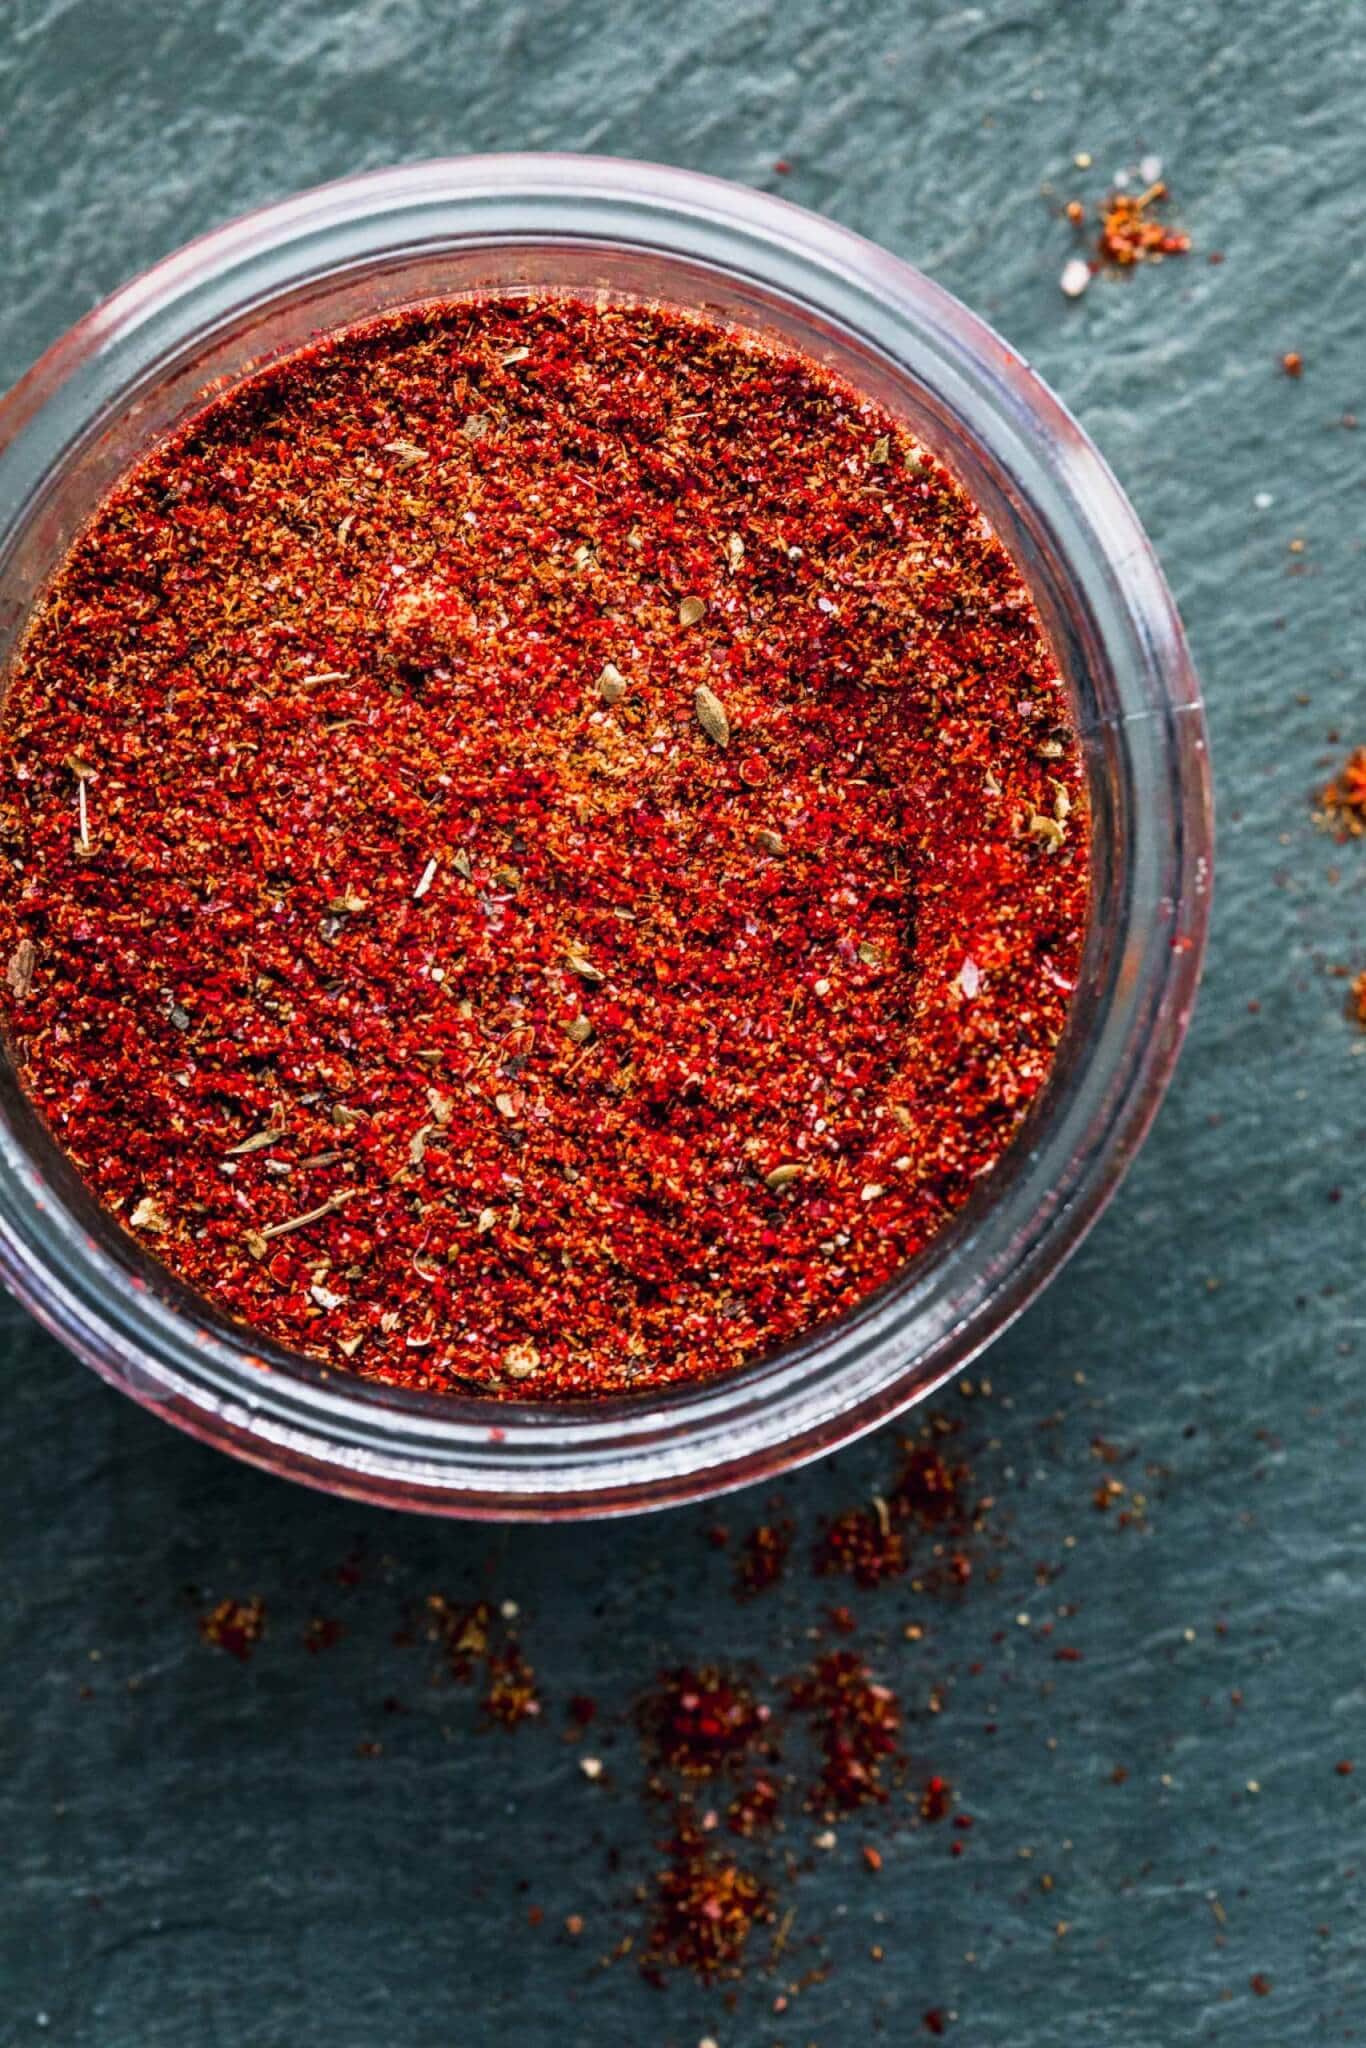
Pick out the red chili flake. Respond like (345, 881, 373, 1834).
(198, 1595, 265, 1662)
(1347, 972, 1364, 1029)
(923, 2011, 949, 2036)
(1250, 1973, 1272, 1997)
(1281, 351, 1304, 377)
(424, 1594, 493, 1680)
(303, 1614, 343, 1654)
(483, 1646, 542, 1729)
(643, 1667, 772, 1775)
(567, 1692, 598, 1727)
(726, 1772, 780, 1837)
(1096, 182, 1191, 267)
(735, 1518, 793, 1596)
(814, 1502, 907, 1587)
(1336, 1759, 1355, 1776)
(920, 1774, 953, 1822)
(791, 1651, 901, 1813)
(0, 296, 1088, 1398)
(422, 1590, 540, 1726)
(894, 1440, 971, 1528)
(640, 1810, 773, 1983)
(862, 1843, 883, 1872)
(1317, 748, 1366, 838)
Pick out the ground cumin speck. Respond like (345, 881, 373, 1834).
(0, 293, 1088, 1397)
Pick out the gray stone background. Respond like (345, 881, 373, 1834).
(1, 1, 1363, 2041)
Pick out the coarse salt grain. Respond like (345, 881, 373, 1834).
(1060, 257, 1092, 300)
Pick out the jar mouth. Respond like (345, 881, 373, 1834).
(0, 155, 1211, 1518)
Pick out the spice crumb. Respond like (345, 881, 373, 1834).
(199, 1595, 265, 1661)
(1316, 747, 1366, 838)
(1096, 182, 1191, 267)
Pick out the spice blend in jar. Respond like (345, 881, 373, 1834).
(0, 295, 1088, 1397)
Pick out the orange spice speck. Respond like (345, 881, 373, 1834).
(1096, 182, 1191, 267)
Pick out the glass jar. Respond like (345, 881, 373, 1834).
(0, 156, 1211, 1518)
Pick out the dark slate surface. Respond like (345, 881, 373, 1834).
(1, 2, 1363, 2042)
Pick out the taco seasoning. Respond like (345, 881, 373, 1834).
(0, 295, 1088, 1397)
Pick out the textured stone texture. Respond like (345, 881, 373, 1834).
(1, 1, 1363, 2042)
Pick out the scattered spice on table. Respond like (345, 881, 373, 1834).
(790, 1650, 902, 1813)
(814, 1419, 985, 1587)
(483, 1644, 542, 1729)
(920, 1774, 954, 1822)
(163, 1383, 1194, 2008)
(641, 1666, 773, 1777)
(422, 1590, 541, 1726)
(198, 1594, 266, 1661)
(1058, 171, 1191, 295)
(815, 1499, 908, 1586)
(1352, 970, 1366, 1029)
(726, 1772, 780, 1837)
(0, 294, 1087, 1397)
(1096, 181, 1191, 267)
(735, 1518, 793, 1597)
(1316, 746, 1366, 837)
(1280, 350, 1304, 378)
(640, 1810, 773, 1985)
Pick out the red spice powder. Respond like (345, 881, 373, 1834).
(735, 1517, 794, 1597)
(424, 1593, 496, 1679)
(482, 1646, 542, 1730)
(1096, 182, 1191, 267)
(641, 1811, 772, 1984)
(816, 1420, 982, 1587)
(419, 1591, 542, 1725)
(642, 1666, 772, 1776)
(0, 295, 1087, 1396)
(198, 1594, 265, 1661)
(895, 1439, 970, 1527)
(791, 1649, 901, 1812)
(726, 1772, 780, 1837)
(920, 1773, 953, 1822)
(1317, 747, 1366, 838)
(815, 1500, 908, 1586)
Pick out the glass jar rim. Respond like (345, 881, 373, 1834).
(0, 154, 1212, 1518)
